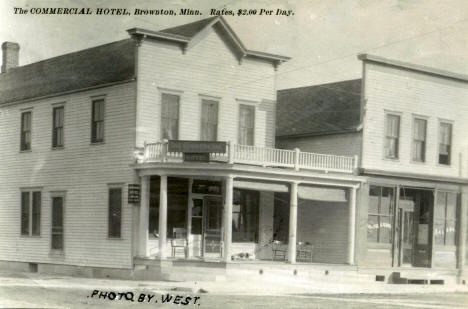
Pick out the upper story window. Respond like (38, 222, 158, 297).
(21, 191, 41, 236)
(91, 99, 105, 143)
(161, 93, 179, 140)
(201, 99, 218, 141)
(20, 111, 32, 151)
(238, 104, 255, 146)
(384, 114, 400, 159)
(438, 122, 452, 165)
(412, 118, 427, 162)
(52, 106, 64, 148)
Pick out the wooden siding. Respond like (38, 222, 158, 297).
(136, 26, 276, 148)
(362, 62, 468, 178)
(276, 132, 362, 158)
(0, 82, 137, 269)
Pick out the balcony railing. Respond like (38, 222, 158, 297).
(139, 142, 358, 174)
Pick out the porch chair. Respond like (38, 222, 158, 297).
(296, 241, 313, 263)
(272, 240, 287, 261)
(170, 228, 187, 258)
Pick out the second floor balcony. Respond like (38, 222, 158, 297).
(136, 141, 358, 174)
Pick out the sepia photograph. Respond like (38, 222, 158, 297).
(0, 0, 468, 308)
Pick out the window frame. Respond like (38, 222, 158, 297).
(232, 189, 260, 243)
(238, 104, 256, 146)
(50, 191, 66, 253)
(438, 120, 453, 166)
(367, 185, 395, 244)
(20, 110, 32, 151)
(91, 97, 105, 144)
(383, 112, 401, 160)
(108, 185, 124, 239)
(20, 188, 42, 237)
(52, 105, 65, 148)
(434, 191, 458, 247)
(411, 116, 427, 163)
(200, 97, 219, 141)
(160, 91, 181, 141)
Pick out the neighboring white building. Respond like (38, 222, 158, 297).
(0, 17, 363, 281)
(277, 54, 468, 283)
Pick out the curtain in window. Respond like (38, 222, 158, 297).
(161, 94, 179, 140)
(201, 100, 218, 141)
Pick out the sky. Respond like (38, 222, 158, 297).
(1, 0, 467, 90)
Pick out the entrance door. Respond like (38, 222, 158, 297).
(397, 200, 414, 266)
(203, 196, 223, 257)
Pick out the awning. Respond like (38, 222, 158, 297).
(298, 185, 347, 202)
(233, 180, 288, 193)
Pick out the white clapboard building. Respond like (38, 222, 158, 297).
(277, 54, 468, 284)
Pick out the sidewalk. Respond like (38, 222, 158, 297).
(1, 270, 468, 296)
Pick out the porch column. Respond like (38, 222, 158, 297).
(159, 175, 168, 259)
(458, 187, 468, 270)
(288, 182, 298, 263)
(186, 178, 193, 258)
(223, 176, 234, 262)
(138, 175, 150, 257)
(347, 186, 357, 265)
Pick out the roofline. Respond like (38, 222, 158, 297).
(360, 168, 468, 185)
(358, 54, 468, 83)
(0, 78, 136, 107)
(278, 78, 362, 93)
(127, 17, 290, 63)
(276, 127, 362, 139)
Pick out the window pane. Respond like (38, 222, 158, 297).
(381, 187, 394, 215)
(21, 112, 32, 150)
(92, 100, 104, 142)
(53, 107, 64, 147)
(239, 105, 255, 145)
(446, 193, 457, 220)
(201, 100, 218, 141)
(108, 188, 122, 238)
(161, 94, 180, 140)
(434, 220, 445, 245)
(21, 192, 29, 235)
(51, 197, 63, 250)
(435, 192, 446, 220)
(445, 220, 456, 246)
(232, 190, 259, 242)
(367, 215, 379, 242)
(368, 186, 380, 214)
(32, 192, 41, 236)
(380, 216, 392, 243)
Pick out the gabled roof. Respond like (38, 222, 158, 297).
(0, 39, 136, 105)
(276, 79, 362, 138)
(127, 16, 290, 64)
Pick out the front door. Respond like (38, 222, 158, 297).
(397, 199, 414, 266)
(203, 196, 223, 257)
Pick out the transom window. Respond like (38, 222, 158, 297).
(439, 122, 452, 165)
(161, 93, 180, 140)
(201, 99, 218, 141)
(412, 118, 427, 162)
(384, 114, 400, 159)
(52, 106, 64, 148)
(367, 186, 394, 243)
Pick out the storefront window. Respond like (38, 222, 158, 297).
(232, 189, 259, 242)
(367, 186, 394, 243)
(434, 191, 457, 246)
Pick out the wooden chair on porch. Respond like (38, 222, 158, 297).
(171, 228, 187, 258)
(296, 241, 313, 263)
(272, 240, 287, 261)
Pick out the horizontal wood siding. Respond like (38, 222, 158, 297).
(136, 26, 276, 148)
(0, 83, 137, 269)
(276, 133, 362, 158)
(362, 62, 468, 178)
(297, 199, 349, 264)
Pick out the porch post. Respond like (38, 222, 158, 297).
(288, 182, 298, 263)
(138, 175, 150, 257)
(458, 186, 468, 270)
(223, 175, 234, 262)
(159, 175, 168, 259)
(347, 186, 357, 265)
(186, 178, 193, 258)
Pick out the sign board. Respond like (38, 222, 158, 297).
(183, 153, 210, 162)
(168, 140, 226, 154)
(128, 184, 140, 204)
